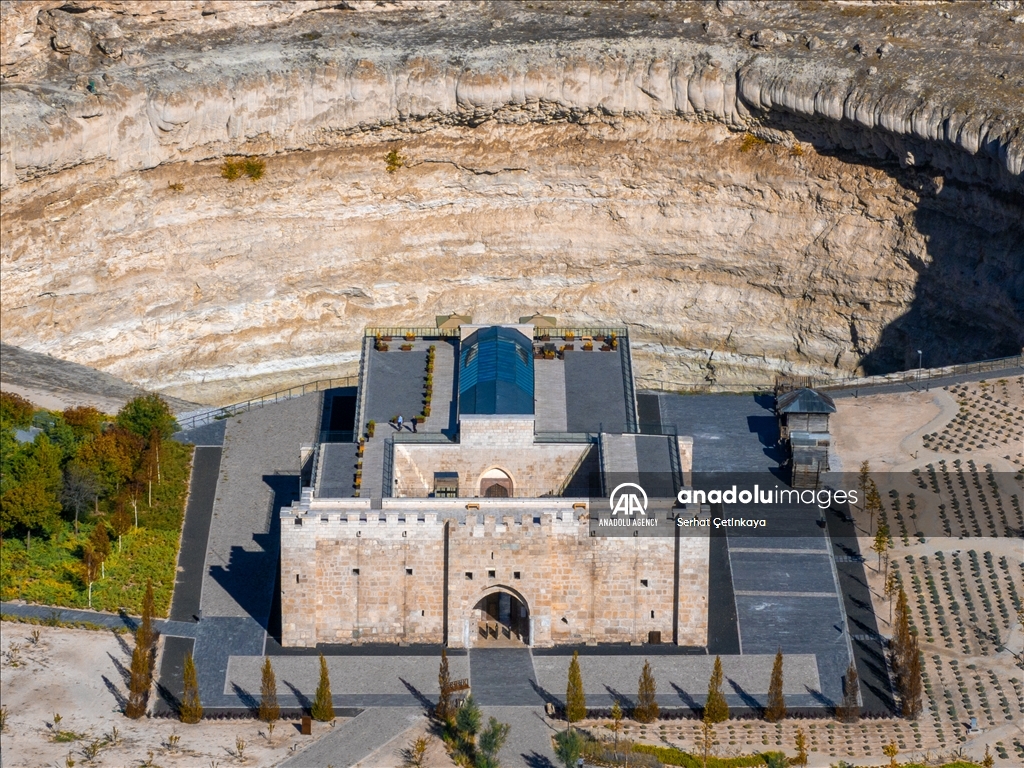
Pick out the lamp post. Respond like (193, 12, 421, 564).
(917, 350, 923, 382)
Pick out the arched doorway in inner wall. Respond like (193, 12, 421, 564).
(473, 587, 530, 646)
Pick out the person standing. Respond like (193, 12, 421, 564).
(397, 414, 404, 431)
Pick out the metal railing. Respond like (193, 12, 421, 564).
(619, 334, 639, 433)
(352, 335, 373, 443)
(365, 327, 461, 339)
(552, 442, 595, 498)
(532, 327, 628, 340)
(381, 437, 395, 499)
(534, 432, 601, 443)
(392, 432, 456, 444)
(781, 353, 1024, 394)
(176, 375, 358, 431)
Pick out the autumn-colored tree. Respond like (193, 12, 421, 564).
(110, 499, 132, 552)
(872, 521, 891, 573)
(179, 652, 203, 724)
(116, 395, 177, 441)
(76, 428, 143, 497)
(63, 406, 105, 438)
(566, 650, 586, 728)
(882, 741, 899, 768)
(793, 727, 808, 766)
(899, 635, 923, 719)
(311, 653, 334, 721)
(634, 659, 658, 723)
(124, 635, 151, 718)
(124, 584, 157, 720)
(704, 655, 729, 724)
(765, 648, 785, 722)
(436, 648, 453, 722)
(837, 662, 860, 723)
(0, 391, 35, 429)
(259, 657, 280, 724)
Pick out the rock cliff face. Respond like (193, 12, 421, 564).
(2, 1, 1022, 404)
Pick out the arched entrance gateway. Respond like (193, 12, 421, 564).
(473, 587, 530, 646)
(479, 467, 513, 497)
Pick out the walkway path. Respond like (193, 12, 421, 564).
(485, 706, 559, 768)
(470, 648, 547, 706)
(279, 707, 424, 768)
(534, 358, 567, 432)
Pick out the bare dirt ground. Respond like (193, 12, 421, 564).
(830, 389, 953, 472)
(0, 622, 338, 767)
(828, 384, 1024, 767)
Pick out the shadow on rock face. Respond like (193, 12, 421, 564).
(769, 112, 1024, 375)
(860, 181, 1024, 374)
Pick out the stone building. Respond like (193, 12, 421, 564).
(280, 321, 708, 648)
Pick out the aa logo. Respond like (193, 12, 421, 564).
(609, 483, 648, 517)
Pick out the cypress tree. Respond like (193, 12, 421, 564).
(765, 648, 785, 722)
(703, 655, 729, 724)
(124, 579, 157, 719)
(179, 652, 203, 724)
(565, 650, 587, 727)
(634, 659, 659, 723)
(436, 648, 453, 722)
(124, 639, 150, 718)
(259, 656, 280, 724)
(891, 588, 912, 678)
(899, 635, 923, 719)
(311, 653, 334, 721)
(838, 662, 860, 723)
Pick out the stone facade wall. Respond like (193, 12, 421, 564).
(394, 438, 589, 498)
(280, 505, 709, 649)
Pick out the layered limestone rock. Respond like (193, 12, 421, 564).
(1, 1, 1021, 403)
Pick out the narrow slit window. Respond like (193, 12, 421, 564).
(513, 571, 521, 580)
(352, 568, 360, 575)
(465, 572, 473, 580)
(640, 579, 649, 587)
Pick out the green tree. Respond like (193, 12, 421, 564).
(311, 653, 334, 721)
(477, 716, 511, 768)
(553, 728, 585, 768)
(872, 521, 891, 573)
(456, 694, 481, 738)
(116, 395, 177, 440)
(259, 656, 280, 724)
(179, 652, 203, 724)
(765, 648, 785, 722)
(703, 655, 729, 724)
(0, 478, 62, 544)
(634, 658, 659, 723)
(436, 648, 454, 722)
(565, 650, 586, 728)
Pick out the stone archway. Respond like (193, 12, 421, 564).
(479, 467, 513, 497)
(473, 586, 530, 646)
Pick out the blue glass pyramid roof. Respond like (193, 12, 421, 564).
(459, 327, 535, 416)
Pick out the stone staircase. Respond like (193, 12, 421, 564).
(359, 438, 387, 498)
(600, 433, 639, 476)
